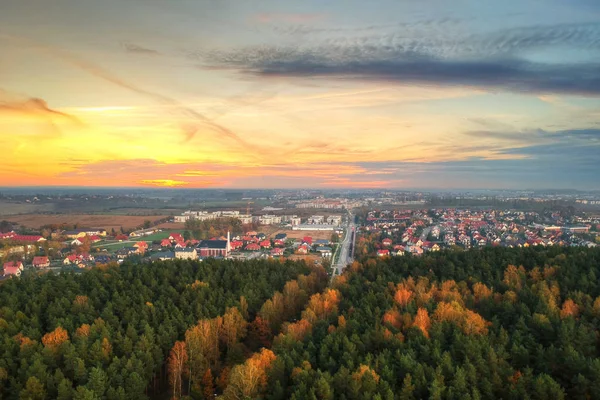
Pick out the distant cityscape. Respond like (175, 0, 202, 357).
(0, 188, 598, 279)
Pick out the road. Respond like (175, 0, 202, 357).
(333, 212, 355, 276)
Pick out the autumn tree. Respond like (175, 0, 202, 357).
(185, 317, 222, 391)
(352, 365, 380, 383)
(168, 341, 188, 400)
(220, 307, 247, 350)
(503, 265, 526, 291)
(472, 282, 493, 303)
(394, 283, 414, 308)
(382, 308, 403, 330)
(560, 299, 580, 319)
(75, 324, 91, 338)
(222, 348, 276, 400)
(202, 368, 215, 400)
(42, 326, 69, 352)
(248, 317, 272, 349)
(413, 308, 431, 338)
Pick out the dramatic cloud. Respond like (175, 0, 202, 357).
(201, 22, 600, 96)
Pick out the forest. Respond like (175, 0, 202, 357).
(0, 258, 326, 399)
(264, 246, 600, 400)
(2, 247, 600, 399)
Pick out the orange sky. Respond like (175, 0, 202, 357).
(1, 0, 599, 189)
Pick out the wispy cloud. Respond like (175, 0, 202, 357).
(253, 13, 325, 24)
(0, 91, 84, 139)
(0, 34, 250, 146)
(122, 42, 160, 55)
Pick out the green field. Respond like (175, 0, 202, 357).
(93, 230, 184, 252)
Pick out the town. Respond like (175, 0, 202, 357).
(0, 211, 347, 278)
(2, 201, 599, 279)
(361, 208, 599, 257)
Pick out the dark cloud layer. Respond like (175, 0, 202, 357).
(200, 21, 600, 96)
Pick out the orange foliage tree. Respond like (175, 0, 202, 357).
(394, 283, 414, 308)
(75, 324, 91, 338)
(382, 308, 403, 330)
(462, 309, 489, 335)
(433, 301, 489, 335)
(560, 299, 580, 319)
(168, 341, 188, 400)
(413, 308, 431, 338)
(352, 365, 380, 383)
(473, 282, 493, 303)
(202, 368, 215, 399)
(42, 326, 69, 352)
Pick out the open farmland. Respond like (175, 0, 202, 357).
(3, 214, 169, 232)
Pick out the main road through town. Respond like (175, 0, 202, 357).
(333, 212, 356, 276)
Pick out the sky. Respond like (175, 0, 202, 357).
(0, 0, 599, 190)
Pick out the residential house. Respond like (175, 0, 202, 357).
(160, 239, 172, 248)
(94, 255, 112, 264)
(296, 245, 309, 254)
(274, 233, 288, 241)
(302, 236, 313, 245)
(382, 238, 393, 247)
(259, 240, 271, 248)
(115, 234, 129, 241)
(116, 247, 137, 259)
(134, 241, 149, 253)
(32, 256, 50, 268)
(245, 243, 261, 251)
(169, 233, 184, 242)
(377, 249, 390, 257)
(271, 248, 284, 256)
(3, 261, 24, 277)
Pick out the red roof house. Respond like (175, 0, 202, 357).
(11, 235, 45, 243)
(377, 249, 390, 257)
(32, 256, 50, 268)
(271, 248, 284, 256)
(3, 261, 23, 277)
(160, 239, 172, 247)
(89, 235, 102, 243)
(245, 243, 261, 251)
(230, 240, 244, 250)
(302, 236, 313, 245)
(64, 254, 78, 264)
(115, 234, 129, 241)
(169, 233, 184, 242)
(274, 239, 285, 247)
(382, 238, 393, 246)
(259, 240, 271, 248)
(297, 245, 309, 254)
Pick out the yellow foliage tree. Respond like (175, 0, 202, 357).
(222, 348, 276, 400)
